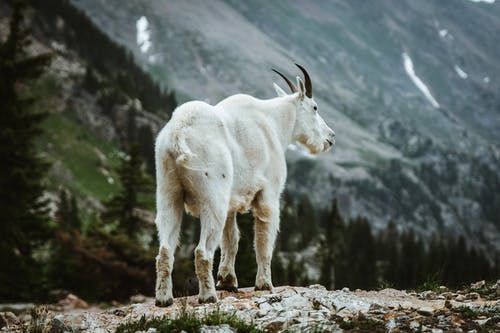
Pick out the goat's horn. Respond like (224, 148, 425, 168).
(272, 68, 297, 93)
(295, 63, 312, 98)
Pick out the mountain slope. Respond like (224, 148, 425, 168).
(69, 0, 500, 253)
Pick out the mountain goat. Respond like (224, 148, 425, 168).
(154, 64, 335, 306)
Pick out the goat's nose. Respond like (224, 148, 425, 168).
(329, 130, 335, 138)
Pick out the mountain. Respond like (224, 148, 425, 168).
(0, 0, 175, 217)
(67, 0, 500, 253)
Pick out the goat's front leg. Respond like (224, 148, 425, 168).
(216, 212, 239, 292)
(195, 208, 226, 303)
(253, 199, 279, 291)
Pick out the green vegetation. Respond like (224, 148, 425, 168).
(116, 308, 264, 333)
(21, 306, 49, 333)
(0, 0, 53, 301)
(452, 306, 480, 319)
(39, 112, 121, 201)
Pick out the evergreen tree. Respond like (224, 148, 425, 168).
(47, 190, 82, 293)
(344, 217, 377, 290)
(399, 229, 425, 288)
(138, 125, 155, 175)
(102, 142, 152, 239)
(0, 0, 52, 301)
(378, 221, 400, 288)
(296, 195, 316, 248)
(271, 251, 286, 286)
(318, 199, 345, 290)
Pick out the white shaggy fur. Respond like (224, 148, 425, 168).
(154, 75, 335, 305)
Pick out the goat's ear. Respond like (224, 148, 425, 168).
(273, 82, 287, 97)
(296, 76, 306, 100)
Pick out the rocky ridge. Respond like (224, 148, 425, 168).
(2, 282, 499, 332)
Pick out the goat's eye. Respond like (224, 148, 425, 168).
(313, 106, 318, 111)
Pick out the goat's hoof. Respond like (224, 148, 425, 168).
(216, 274, 238, 292)
(255, 282, 273, 291)
(216, 285, 239, 293)
(198, 295, 217, 304)
(155, 298, 173, 307)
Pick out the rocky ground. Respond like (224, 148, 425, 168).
(1, 281, 499, 332)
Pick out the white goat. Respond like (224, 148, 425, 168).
(154, 64, 335, 306)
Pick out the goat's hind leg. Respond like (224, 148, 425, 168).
(216, 212, 239, 292)
(195, 204, 227, 303)
(154, 159, 183, 307)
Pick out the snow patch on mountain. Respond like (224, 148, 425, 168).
(402, 52, 440, 108)
(467, 0, 495, 4)
(454, 65, 468, 79)
(136, 16, 151, 53)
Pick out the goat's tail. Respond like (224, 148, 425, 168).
(172, 127, 194, 167)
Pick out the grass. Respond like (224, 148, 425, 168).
(416, 273, 443, 293)
(21, 306, 49, 333)
(452, 305, 480, 319)
(115, 307, 264, 333)
(38, 112, 121, 201)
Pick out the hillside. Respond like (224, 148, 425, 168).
(0, 0, 177, 215)
(68, 0, 500, 254)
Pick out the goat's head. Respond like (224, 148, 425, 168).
(273, 64, 335, 154)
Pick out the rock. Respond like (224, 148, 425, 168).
(308, 284, 326, 290)
(431, 329, 443, 333)
(341, 287, 350, 292)
(281, 295, 310, 309)
(58, 294, 89, 310)
(222, 296, 237, 303)
(8, 285, 498, 332)
(438, 286, 448, 292)
(266, 320, 284, 333)
(50, 315, 71, 333)
(410, 320, 420, 329)
(385, 317, 396, 331)
(129, 294, 148, 303)
(417, 306, 435, 316)
(450, 315, 464, 327)
(455, 295, 466, 302)
(474, 318, 490, 326)
(421, 291, 437, 300)
(368, 303, 385, 314)
(465, 292, 479, 300)
(200, 325, 235, 333)
(441, 292, 454, 299)
(0, 303, 34, 313)
(470, 280, 485, 290)
(0, 312, 19, 328)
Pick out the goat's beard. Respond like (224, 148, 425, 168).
(297, 136, 325, 154)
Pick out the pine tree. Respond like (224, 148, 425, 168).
(344, 217, 377, 290)
(378, 221, 400, 288)
(102, 107, 153, 239)
(0, 0, 52, 301)
(318, 199, 345, 290)
(102, 143, 152, 239)
(138, 125, 155, 175)
(47, 190, 82, 293)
